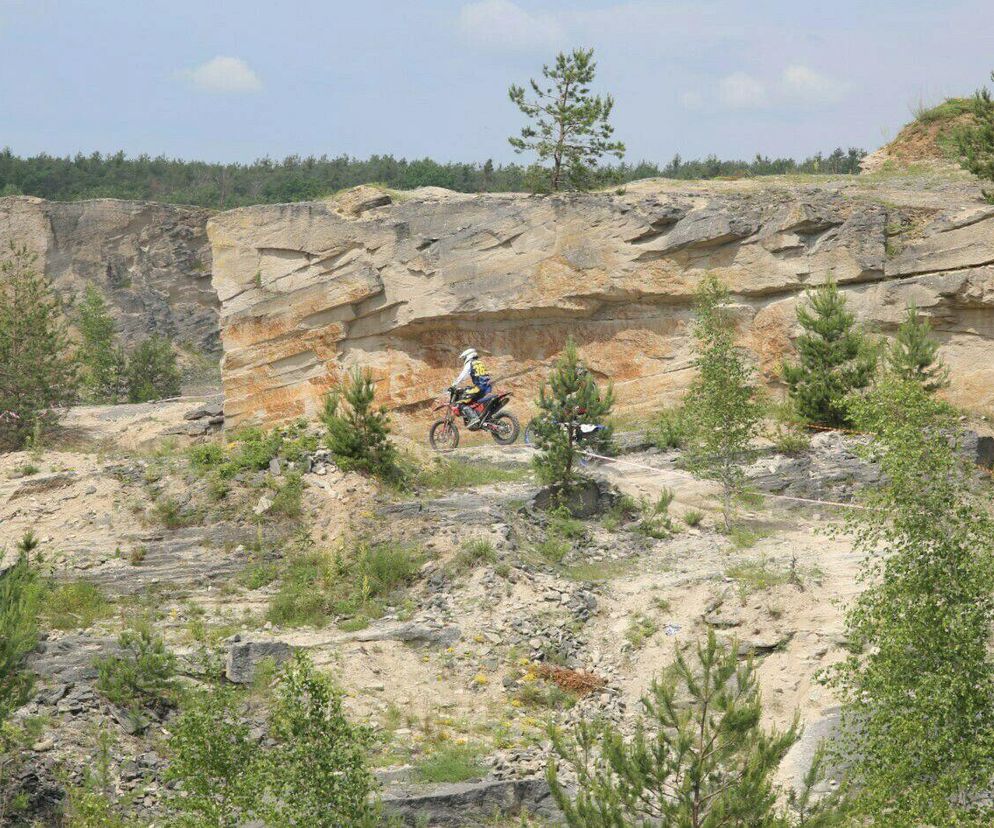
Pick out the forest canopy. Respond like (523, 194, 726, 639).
(0, 146, 866, 209)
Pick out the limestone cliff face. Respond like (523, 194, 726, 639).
(206, 179, 993, 427)
(0, 196, 217, 352)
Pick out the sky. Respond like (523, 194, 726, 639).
(1, 0, 992, 165)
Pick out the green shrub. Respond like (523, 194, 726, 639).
(152, 496, 200, 529)
(0, 542, 42, 724)
(126, 335, 181, 403)
(41, 581, 113, 630)
(167, 654, 376, 826)
(188, 442, 226, 471)
(268, 472, 304, 518)
(95, 623, 178, 712)
(828, 377, 994, 823)
(649, 405, 688, 450)
(165, 683, 259, 826)
(957, 77, 994, 201)
(321, 368, 403, 485)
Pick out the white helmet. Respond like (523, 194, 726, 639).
(460, 348, 478, 364)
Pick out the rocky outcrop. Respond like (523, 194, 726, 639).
(208, 180, 994, 428)
(0, 196, 217, 352)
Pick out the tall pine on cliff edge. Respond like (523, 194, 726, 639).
(781, 280, 876, 428)
(508, 48, 625, 192)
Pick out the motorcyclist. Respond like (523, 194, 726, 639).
(449, 348, 492, 430)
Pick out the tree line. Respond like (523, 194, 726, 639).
(0, 146, 867, 209)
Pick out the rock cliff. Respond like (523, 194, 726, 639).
(208, 178, 994, 428)
(0, 196, 218, 352)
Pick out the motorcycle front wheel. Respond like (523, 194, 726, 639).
(429, 419, 460, 452)
(489, 412, 520, 445)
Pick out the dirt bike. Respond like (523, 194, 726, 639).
(523, 415, 608, 466)
(428, 388, 520, 451)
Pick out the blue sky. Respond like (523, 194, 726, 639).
(1, 0, 992, 164)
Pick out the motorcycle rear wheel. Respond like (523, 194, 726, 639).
(489, 412, 520, 445)
(429, 419, 460, 452)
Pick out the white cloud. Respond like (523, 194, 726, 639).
(780, 64, 848, 105)
(456, 0, 563, 51)
(717, 72, 768, 109)
(184, 56, 261, 93)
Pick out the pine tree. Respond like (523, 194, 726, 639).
(0, 243, 77, 450)
(78, 284, 127, 403)
(958, 72, 994, 202)
(126, 336, 181, 403)
(321, 368, 401, 484)
(830, 377, 994, 824)
(781, 280, 876, 428)
(509, 48, 625, 192)
(547, 630, 799, 827)
(886, 303, 949, 392)
(683, 275, 762, 530)
(0, 535, 42, 726)
(533, 338, 613, 487)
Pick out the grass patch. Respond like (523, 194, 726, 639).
(42, 581, 114, 630)
(412, 744, 486, 784)
(563, 558, 635, 582)
(682, 509, 705, 528)
(267, 472, 304, 519)
(728, 525, 768, 549)
(912, 96, 973, 125)
(415, 458, 529, 491)
(514, 681, 577, 711)
(237, 562, 280, 590)
(267, 541, 425, 628)
(535, 535, 570, 564)
(152, 496, 200, 529)
(725, 556, 792, 598)
(624, 612, 659, 649)
(15, 463, 40, 476)
(452, 539, 497, 574)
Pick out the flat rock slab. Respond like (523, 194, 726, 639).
(381, 776, 559, 826)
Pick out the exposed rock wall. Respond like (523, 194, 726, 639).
(0, 196, 218, 352)
(208, 180, 994, 428)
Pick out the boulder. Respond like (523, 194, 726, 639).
(381, 777, 558, 826)
(333, 185, 392, 217)
(533, 478, 618, 518)
(225, 637, 292, 684)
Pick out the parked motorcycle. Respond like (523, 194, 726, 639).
(428, 388, 520, 451)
